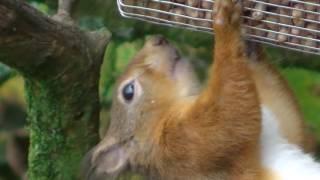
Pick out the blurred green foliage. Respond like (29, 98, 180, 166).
(0, 64, 15, 86)
(284, 69, 320, 139)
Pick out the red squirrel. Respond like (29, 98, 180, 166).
(84, 0, 319, 179)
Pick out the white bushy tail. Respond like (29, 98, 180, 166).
(261, 107, 320, 180)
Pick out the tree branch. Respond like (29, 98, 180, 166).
(53, 0, 77, 25)
(58, 0, 76, 15)
(0, 0, 110, 79)
(0, 0, 112, 179)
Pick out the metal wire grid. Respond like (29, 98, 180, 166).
(117, 0, 320, 55)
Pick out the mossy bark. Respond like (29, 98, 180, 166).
(0, 0, 111, 179)
(24, 67, 101, 179)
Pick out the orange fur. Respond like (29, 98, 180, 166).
(150, 1, 262, 179)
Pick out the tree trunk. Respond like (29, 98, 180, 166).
(0, 0, 111, 179)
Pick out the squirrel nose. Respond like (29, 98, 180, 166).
(148, 35, 169, 46)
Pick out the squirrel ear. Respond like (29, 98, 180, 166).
(83, 142, 130, 180)
(95, 144, 129, 175)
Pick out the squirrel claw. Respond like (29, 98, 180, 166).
(213, 0, 242, 32)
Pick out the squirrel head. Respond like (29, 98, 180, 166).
(84, 35, 200, 179)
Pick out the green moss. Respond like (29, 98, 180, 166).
(25, 75, 100, 179)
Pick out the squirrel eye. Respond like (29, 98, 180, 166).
(122, 82, 135, 102)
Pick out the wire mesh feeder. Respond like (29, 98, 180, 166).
(117, 0, 320, 56)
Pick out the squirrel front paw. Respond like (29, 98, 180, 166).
(213, 0, 242, 34)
